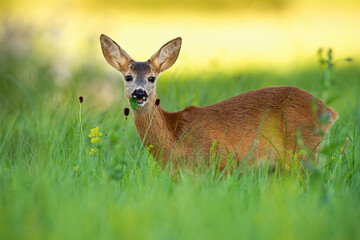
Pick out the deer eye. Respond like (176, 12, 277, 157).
(148, 77, 156, 83)
(125, 75, 133, 82)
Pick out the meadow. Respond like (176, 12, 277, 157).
(1, 0, 360, 239)
(1, 37, 360, 239)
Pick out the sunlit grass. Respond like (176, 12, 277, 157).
(0, 45, 359, 238)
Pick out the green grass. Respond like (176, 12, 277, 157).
(1, 45, 360, 240)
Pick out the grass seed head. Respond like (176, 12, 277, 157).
(124, 108, 130, 116)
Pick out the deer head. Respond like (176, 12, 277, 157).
(100, 34, 182, 109)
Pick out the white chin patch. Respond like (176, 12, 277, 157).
(137, 99, 146, 107)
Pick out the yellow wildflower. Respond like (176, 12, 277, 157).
(90, 137, 101, 143)
(89, 127, 103, 138)
(89, 148, 98, 155)
(88, 126, 103, 145)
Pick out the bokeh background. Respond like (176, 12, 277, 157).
(2, 0, 360, 70)
(1, 0, 360, 89)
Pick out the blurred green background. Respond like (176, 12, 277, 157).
(0, 0, 360, 239)
(1, 0, 360, 106)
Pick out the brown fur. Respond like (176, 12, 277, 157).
(133, 86, 337, 169)
(100, 35, 338, 169)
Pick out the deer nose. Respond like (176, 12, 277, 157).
(131, 89, 148, 99)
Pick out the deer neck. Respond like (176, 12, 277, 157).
(132, 99, 171, 149)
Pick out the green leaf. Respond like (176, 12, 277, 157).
(129, 97, 138, 110)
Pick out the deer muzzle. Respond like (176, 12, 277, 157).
(131, 89, 149, 107)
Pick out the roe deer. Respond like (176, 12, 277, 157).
(100, 34, 338, 169)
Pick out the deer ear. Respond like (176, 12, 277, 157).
(100, 34, 132, 72)
(149, 37, 182, 73)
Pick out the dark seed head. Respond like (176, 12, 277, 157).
(124, 108, 130, 116)
(155, 99, 160, 106)
(79, 96, 83, 103)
